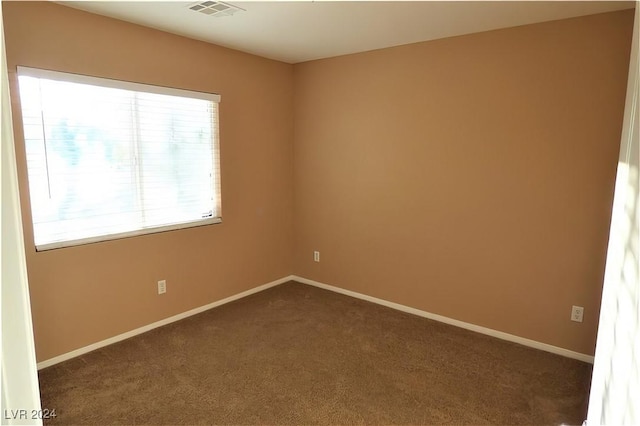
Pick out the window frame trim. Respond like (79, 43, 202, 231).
(37, 217, 223, 251)
(16, 66, 223, 252)
(17, 66, 221, 103)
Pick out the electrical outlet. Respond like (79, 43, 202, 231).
(571, 305, 584, 322)
(314, 251, 320, 262)
(157, 280, 167, 295)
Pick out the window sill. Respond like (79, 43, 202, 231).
(35, 217, 222, 251)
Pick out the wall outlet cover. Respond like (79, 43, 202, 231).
(158, 280, 167, 295)
(571, 305, 584, 322)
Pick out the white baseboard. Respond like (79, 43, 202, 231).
(37, 275, 295, 370)
(38, 274, 594, 369)
(292, 275, 595, 364)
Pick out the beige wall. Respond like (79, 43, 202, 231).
(4, 2, 634, 361)
(3, 2, 294, 361)
(293, 10, 634, 355)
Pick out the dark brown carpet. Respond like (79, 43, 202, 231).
(39, 281, 592, 425)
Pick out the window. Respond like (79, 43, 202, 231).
(17, 67, 221, 251)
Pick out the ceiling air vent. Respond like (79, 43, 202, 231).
(188, 1, 245, 17)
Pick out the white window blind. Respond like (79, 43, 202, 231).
(17, 66, 222, 251)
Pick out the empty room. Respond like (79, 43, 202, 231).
(1, 0, 638, 425)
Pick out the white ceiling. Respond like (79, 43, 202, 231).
(60, 1, 635, 64)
